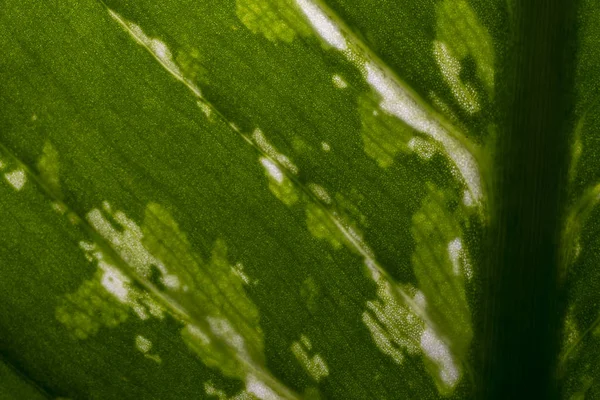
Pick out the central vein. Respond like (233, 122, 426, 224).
(481, 0, 576, 398)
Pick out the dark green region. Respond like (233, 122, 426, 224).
(0, 0, 598, 398)
(481, 0, 577, 398)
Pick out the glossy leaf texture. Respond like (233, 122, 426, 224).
(0, 0, 594, 398)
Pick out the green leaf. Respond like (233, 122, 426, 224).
(0, 0, 596, 398)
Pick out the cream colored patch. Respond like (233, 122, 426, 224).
(4, 169, 26, 191)
(295, 0, 347, 50)
(420, 327, 460, 387)
(245, 374, 282, 400)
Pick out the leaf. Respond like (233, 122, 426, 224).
(0, 0, 596, 398)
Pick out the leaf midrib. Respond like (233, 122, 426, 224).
(481, 0, 577, 397)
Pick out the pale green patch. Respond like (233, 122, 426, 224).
(135, 335, 162, 363)
(300, 276, 320, 313)
(136, 335, 152, 353)
(37, 141, 61, 197)
(569, 116, 585, 183)
(142, 204, 293, 394)
(291, 335, 329, 381)
(236, 0, 311, 43)
(362, 280, 423, 365)
(410, 183, 473, 392)
(433, 40, 481, 114)
(320, 142, 330, 152)
(176, 46, 206, 85)
(305, 203, 345, 249)
(55, 270, 129, 340)
(205, 381, 256, 400)
(434, 0, 495, 106)
(51, 202, 68, 215)
(561, 183, 600, 279)
(141, 203, 264, 379)
(435, 0, 495, 91)
(560, 306, 581, 364)
(569, 376, 594, 400)
(4, 168, 26, 191)
(358, 94, 415, 168)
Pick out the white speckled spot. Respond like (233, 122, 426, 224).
(253, 129, 298, 174)
(332, 74, 348, 89)
(291, 334, 329, 381)
(448, 238, 462, 276)
(260, 157, 284, 184)
(408, 137, 436, 159)
(136, 335, 152, 353)
(420, 328, 460, 388)
(4, 169, 26, 191)
(308, 183, 332, 204)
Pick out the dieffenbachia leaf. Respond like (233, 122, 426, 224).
(0, 0, 594, 398)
